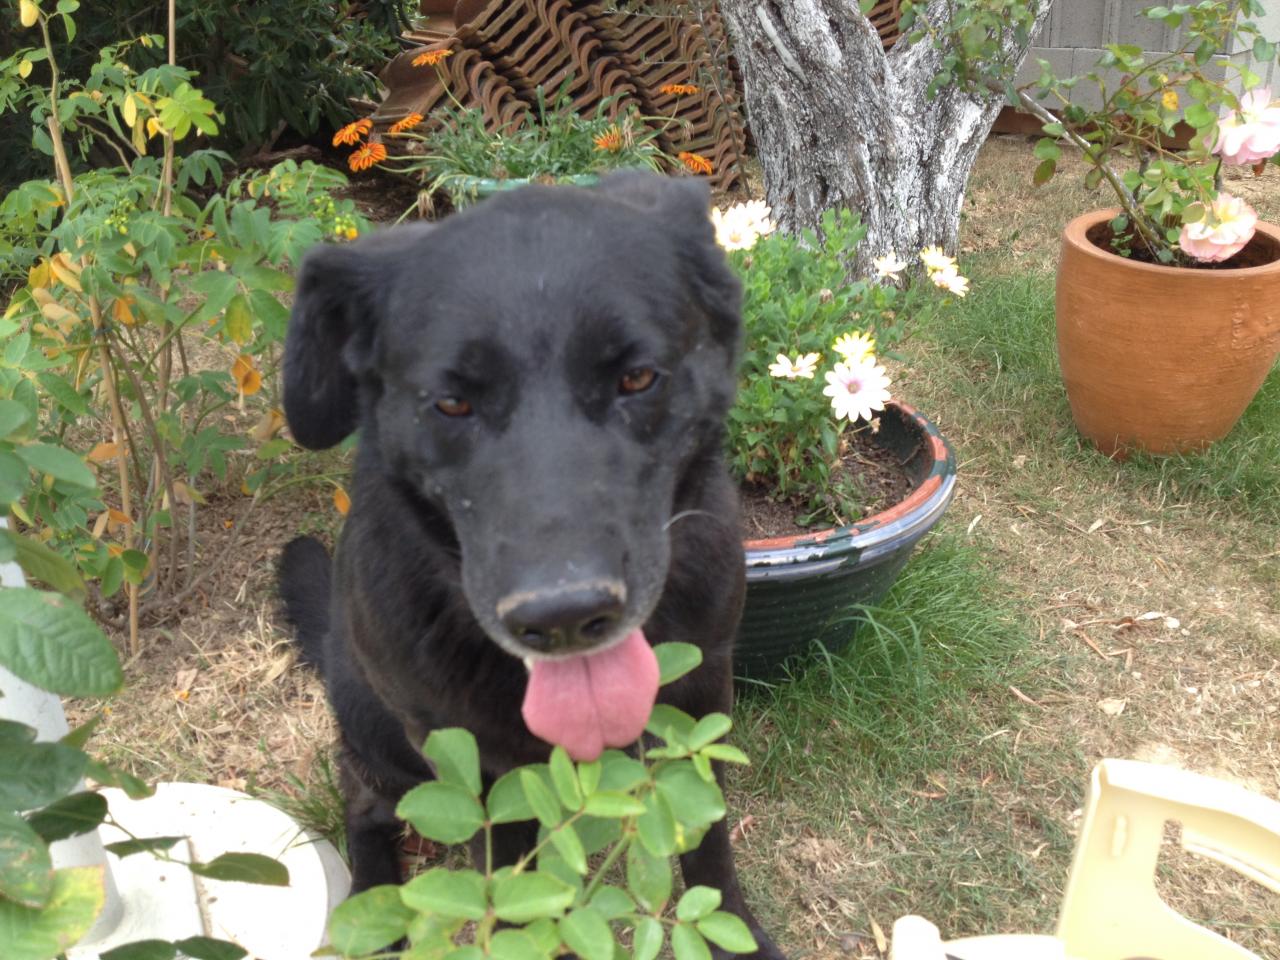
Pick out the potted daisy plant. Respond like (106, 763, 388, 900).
(715, 201, 959, 679)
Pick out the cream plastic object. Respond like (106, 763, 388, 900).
(1054, 758, 1280, 960)
(889, 759, 1280, 960)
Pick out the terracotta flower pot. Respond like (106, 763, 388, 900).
(1056, 208, 1280, 457)
(734, 401, 957, 682)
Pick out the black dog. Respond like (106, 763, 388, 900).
(277, 172, 782, 959)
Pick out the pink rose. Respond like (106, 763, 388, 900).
(1213, 87, 1280, 165)
(1179, 192, 1259, 262)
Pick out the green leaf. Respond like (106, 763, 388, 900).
(671, 924, 712, 960)
(100, 942, 176, 960)
(399, 867, 487, 920)
(559, 907, 614, 960)
(15, 443, 95, 488)
(548, 747, 582, 811)
(396, 781, 485, 843)
(0, 809, 52, 908)
(60, 714, 102, 751)
(696, 913, 757, 954)
(654, 642, 701, 685)
(103, 836, 183, 858)
(520, 768, 563, 828)
(700, 744, 750, 765)
(1033, 159, 1056, 186)
(0, 399, 31, 437)
(36, 373, 89, 418)
(676, 886, 721, 923)
(492, 870, 576, 924)
(0, 865, 105, 960)
(685, 714, 731, 751)
(655, 763, 726, 831)
(588, 885, 635, 921)
(1032, 137, 1061, 162)
(0, 719, 36, 743)
(636, 788, 677, 857)
(423, 728, 482, 797)
(5, 531, 86, 600)
(0, 740, 86, 810)
(85, 760, 153, 800)
(1184, 102, 1214, 128)
(598, 752, 647, 792)
(489, 928, 548, 960)
(646, 704, 696, 742)
(0, 588, 122, 695)
(173, 937, 248, 960)
(187, 853, 289, 886)
(549, 822, 587, 875)
(1041, 121, 1066, 138)
(488, 768, 534, 823)
(25, 791, 107, 844)
(632, 917, 664, 960)
(582, 791, 646, 818)
(328, 885, 415, 956)
(625, 842, 672, 913)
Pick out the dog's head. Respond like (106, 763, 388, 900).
(284, 172, 741, 664)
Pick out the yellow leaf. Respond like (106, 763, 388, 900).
(250, 407, 285, 442)
(146, 117, 163, 139)
(28, 259, 51, 289)
(232, 354, 261, 396)
(32, 322, 67, 345)
(87, 442, 120, 464)
(40, 301, 78, 329)
(112, 296, 138, 327)
(333, 486, 351, 516)
(18, 58, 32, 78)
(50, 252, 82, 291)
(121, 93, 138, 129)
(30, 287, 54, 307)
(92, 510, 110, 539)
(171, 480, 207, 505)
(19, 0, 38, 28)
(224, 294, 253, 345)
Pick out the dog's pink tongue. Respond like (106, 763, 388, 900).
(522, 629, 659, 761)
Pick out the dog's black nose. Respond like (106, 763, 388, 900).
(499, 583, 626, 654)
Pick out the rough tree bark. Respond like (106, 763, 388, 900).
(717, 0, 1052, 274)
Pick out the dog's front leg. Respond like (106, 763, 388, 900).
(340, 755, 405, 892)
(679, 814, 786, 960)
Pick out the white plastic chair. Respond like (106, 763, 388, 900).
(891, 758, 1280, 960)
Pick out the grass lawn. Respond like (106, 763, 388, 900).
(74, 135, 1280, 958)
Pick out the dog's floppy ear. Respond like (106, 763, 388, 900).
(284, 224, 431, 450)
(595, 171, 742, 348)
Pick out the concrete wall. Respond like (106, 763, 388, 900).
(1014, 0, 1280, 105)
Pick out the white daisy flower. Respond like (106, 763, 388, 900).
(823, 356, 892, 422)
(872, 252, 909, 280)
(920, 245, 957, 275)
(930, 266, 970, 297)
(832, 330, 876, 363)
(768, 352, 821, 380)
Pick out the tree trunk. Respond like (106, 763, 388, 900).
(718, 0, 1051, 274)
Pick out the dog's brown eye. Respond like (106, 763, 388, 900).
(619, 367, 658, 395)
(435, 396, 472, 417)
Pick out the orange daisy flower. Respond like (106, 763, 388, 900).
(349, 141, 388, 173)
(678, 151, 713, 175)
(333, 118, 372, 147)
(389, 113, 425, 134)
(660, 83, 699, 96)
(593, 125, 623, 152)
(413, 48, 454, 68)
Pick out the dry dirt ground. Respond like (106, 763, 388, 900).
(69, 136, 1280, 958)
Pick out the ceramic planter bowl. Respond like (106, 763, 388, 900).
(735, 401, 957, 681)
(1056, 208, 1280, 457)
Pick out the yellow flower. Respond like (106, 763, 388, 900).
(19, 0, 39, 28)
(1162, 89, 1179, 112)
(660, 83, 699, 96)
(349, 141, 388, 172)
(389, 113, 424, 134)
(333, 118, 372, 147)
(833, 331, 876, 363)
(413, 48, 454, 68)
(679, 151, 713, 175)
(593, 125, 623, 152)
(920, 245, 956, 274)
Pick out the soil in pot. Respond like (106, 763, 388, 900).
(1086, 219, 1280, 270)
(738, 427, 918, 539)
